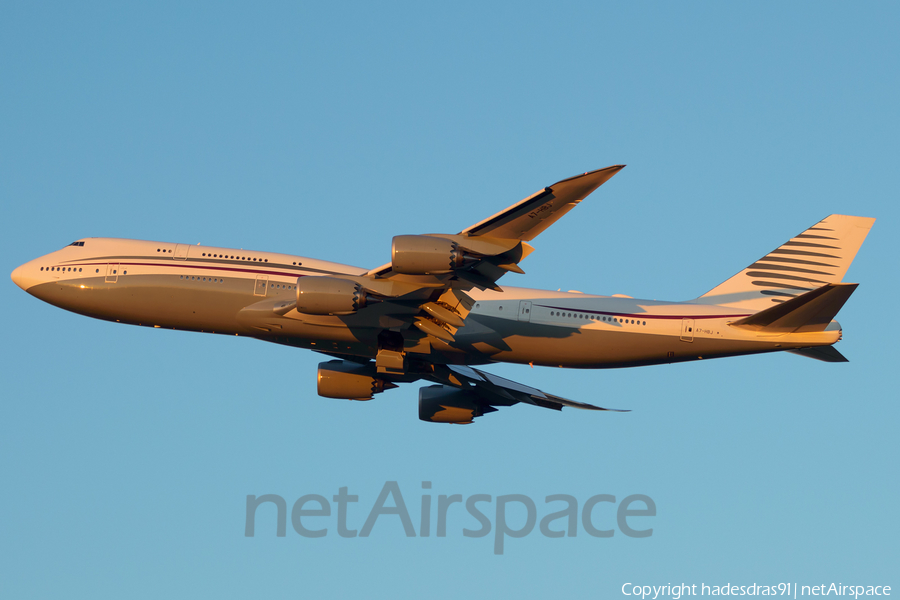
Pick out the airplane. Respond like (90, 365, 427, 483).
(10, 165, 875, 424)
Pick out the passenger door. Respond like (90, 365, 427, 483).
(105, 263, 119, 283)
(680, 318, 694, 342)
(254, 275, 268, 296)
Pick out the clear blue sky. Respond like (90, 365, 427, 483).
(2, 2, 898, 598)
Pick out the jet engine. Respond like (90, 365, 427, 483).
(418, 385, 484, 424)
(317, 360, 395, 400)
(391, 235, 464, 275)
(296, 276, 368, 315)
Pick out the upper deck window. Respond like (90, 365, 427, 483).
(68, 241, 85, 247)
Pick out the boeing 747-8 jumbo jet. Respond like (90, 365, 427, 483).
(11, 166, 875, 423)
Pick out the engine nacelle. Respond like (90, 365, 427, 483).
(391, 235, 463, 275)
(317, 360, 391, 400)
(418, 385, 484, 424)
(296, 276, 367, 315)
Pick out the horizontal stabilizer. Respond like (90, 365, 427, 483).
(731, 283, 858, 333)
(787, 346, 849, 362)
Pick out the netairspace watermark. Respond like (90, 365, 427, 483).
(245, 481, 656, 555)
(621, 583, 891, 599)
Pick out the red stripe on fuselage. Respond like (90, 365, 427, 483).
(534, 304, 750, 320)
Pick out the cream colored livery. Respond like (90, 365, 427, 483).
(10, 166, 875, 423)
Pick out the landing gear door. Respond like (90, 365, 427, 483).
(254, 275, 268, 297)
(680, 318, 694, 342)
(105, 263, 119, 283)
(518, 300, 532, 322)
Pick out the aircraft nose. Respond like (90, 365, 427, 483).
(11, 260, 40, 292)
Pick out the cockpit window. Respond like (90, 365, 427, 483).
(68, 241, 85, 247)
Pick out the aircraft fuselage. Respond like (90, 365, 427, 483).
(12, 238, 841, 370)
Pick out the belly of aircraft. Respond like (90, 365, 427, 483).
(27, 276, 381, 353)
(451, 315, 789, 368)
(27, 275, 260, 334)
(26, 277, 813, 369)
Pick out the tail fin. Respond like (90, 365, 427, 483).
(695, 214, 875, 311)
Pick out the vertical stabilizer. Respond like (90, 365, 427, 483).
(694, 214, 875, 311)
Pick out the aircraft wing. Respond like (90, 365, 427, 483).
(460, 165, 626, 241)
(428, 364, 628, 413)
(364, 165, 625, 288)
(278, 166, 624, 351)
(340, 165, 625, 344)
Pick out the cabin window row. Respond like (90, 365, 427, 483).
(42, 267, 138, 275)
(175, 275, 299, 290)
(550, 311, 647, 326)
(156, 248, 303, 267)
(200, 252, 270, 263)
